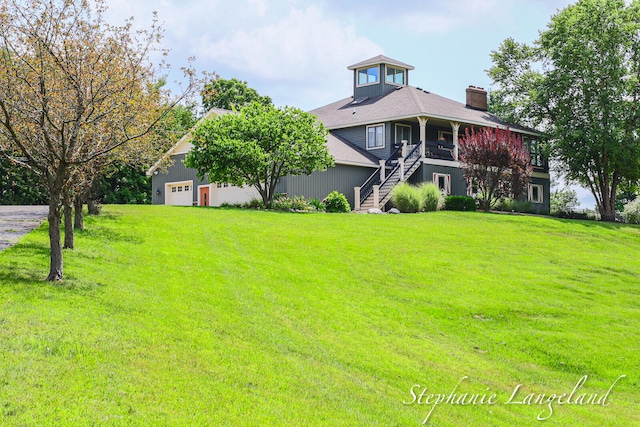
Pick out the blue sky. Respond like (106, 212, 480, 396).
(107, 0, 594, 208)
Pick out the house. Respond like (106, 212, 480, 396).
(147, 108, 260, 206)
(148, 55, 550, 212)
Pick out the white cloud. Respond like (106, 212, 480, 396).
(197, 6, 379, 81)
(194, 5, 381, 107)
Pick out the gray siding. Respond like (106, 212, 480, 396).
(409, 164, 468, 196)
(530, 176, 551, 214)
(333, 123, 393, 160)
(353, 64, 405, 100)
(151, 153, 209, 204)
(276, 164, 376, 208)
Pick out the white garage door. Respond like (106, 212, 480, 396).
(165, 181, 193, 206)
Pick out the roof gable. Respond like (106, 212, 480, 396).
(146, 107, 232, 176)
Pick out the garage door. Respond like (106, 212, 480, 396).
(165, 181, 193, 206)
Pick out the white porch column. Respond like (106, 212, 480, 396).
(401, 140, 408, 158)
(354, 187, 361, 211)
(373, 185, 380, 209)
(450, 121, 461, 160)
(398, 158, 405, 181)
(418, 116, 428, 158)
(379, 159, 386, 182)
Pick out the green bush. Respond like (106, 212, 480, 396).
(243, 198, 265, 209)
(513, 200, 534, 213)
(444, 195, 477, 211)
(419, 183, 442, 212)
(310, 198, 326, 212)
(495, 198, 514, 212)
(272, 194, 313, 211)
(390, 183, 421, 213)
(623, 198, 640, 224)
(495, 198, 534, 213)
(324, 191, 351, 213)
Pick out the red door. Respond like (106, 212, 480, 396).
(199, 187, 210, 206)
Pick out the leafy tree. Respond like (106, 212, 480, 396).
(459, 127, 532, 211)
(550, 186, 580, 214)
(487, 0, 640, 222)
(0, 153, 47, 205)
(186, 102, 334, 207)
(201, 77, 272, 111)
(96, 165, 151, 204)
(615, 179, 638, 212)
(0, 0, 196, 280)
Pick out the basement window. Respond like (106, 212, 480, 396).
(529, 184, 543, 204)
(433, 173, 451, 195)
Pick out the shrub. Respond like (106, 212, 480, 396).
(554, 210, 590, 220)
(390, 183, 421, 213)
(243, 198, 265, 209)
(495, 198, 533, 213)
(495, 198, 514, 212)
(512, 200, 534, 213)
(623, 198, 640, 224)
(310, 198, 326, 212)
(444, 195, 477, 211)
(419, 183, 442, 212)
(324, 191, 351, 213)
(272, 194, 313, 211)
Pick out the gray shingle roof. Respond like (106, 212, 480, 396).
(327, 133, 378, 167)
(310, 86, 535, 134)
(347, 55, 415, 71)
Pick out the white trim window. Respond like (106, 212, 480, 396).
(367, 124, 385, 150)
(528, 184, 543, 203)
(357, 66, 379, 86)
(396, 124, 411, 145)
(386, 66, 405, 85)
(433, 173, 451, 195)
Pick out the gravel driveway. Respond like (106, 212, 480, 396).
(0, 206, 49, 252)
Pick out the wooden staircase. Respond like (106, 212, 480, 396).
(356, 142, 423, 212)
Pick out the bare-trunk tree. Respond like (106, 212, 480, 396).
(0, 0, 197, 280)
(63, 191, 74, 250)
(74, 194, 84, 230)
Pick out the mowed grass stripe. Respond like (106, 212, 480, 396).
(0, 206, 638, 426)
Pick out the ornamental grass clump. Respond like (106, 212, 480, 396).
(419, 183, 442, 212)
(390, 183, 421, 213)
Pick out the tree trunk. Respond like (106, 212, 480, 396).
(63, 192, 74, 250)
(600, 200, 617, 222)
(87, 197, 99, 215)
(74, 195, 84, 230)
(46, 194, 64, 281)
(87, 177, 101, 215)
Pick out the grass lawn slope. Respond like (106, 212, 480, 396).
(1, 206, 639, 426)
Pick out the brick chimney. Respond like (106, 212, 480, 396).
(466, 85, 487, 111)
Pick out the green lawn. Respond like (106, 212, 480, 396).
(1, 206, 639, 426)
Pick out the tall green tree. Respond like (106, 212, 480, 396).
(488, 0, 640, 221)
(0, 153, 47, 205)
(201, 77, 272, 111)
(185, 102, 333, 207)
